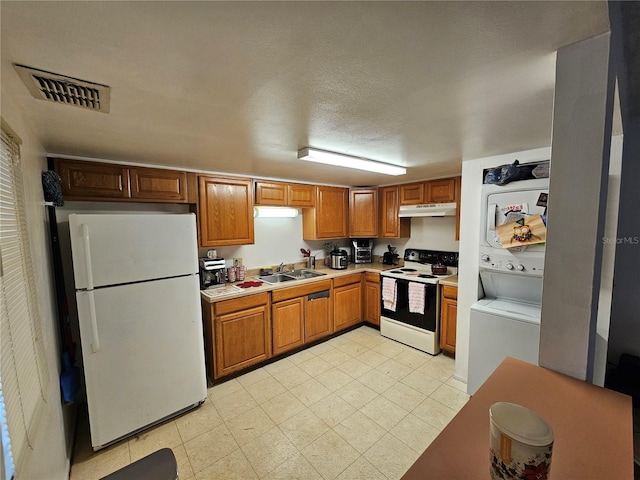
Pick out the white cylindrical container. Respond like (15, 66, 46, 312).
(489, 402, 554, 480)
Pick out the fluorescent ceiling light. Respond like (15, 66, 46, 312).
(253, 206, 299, 218)
(298, 147, 406, 176)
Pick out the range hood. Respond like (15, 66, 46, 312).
(399, 202, 457, 217)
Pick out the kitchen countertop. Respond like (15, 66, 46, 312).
(401, 357, 633, 480)
(200, 262, 396, 303)
(438, 275, 458, 287)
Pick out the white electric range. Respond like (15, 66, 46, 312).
(380, 248, 458, 355)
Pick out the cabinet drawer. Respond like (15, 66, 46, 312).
(271, 280, 331, 303)
(332, 273, 362, 288)
(214, 292, 269, 316)
(442, 285, 458, 300)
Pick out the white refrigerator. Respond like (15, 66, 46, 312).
(68, 213, 207, 450)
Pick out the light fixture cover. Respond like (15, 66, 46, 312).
(298, 147, 406, 176)
(253, 206, 299, 218)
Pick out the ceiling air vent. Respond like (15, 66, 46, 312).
(14, 64, 110, 113)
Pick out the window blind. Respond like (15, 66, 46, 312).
(0, 129, 50, 477)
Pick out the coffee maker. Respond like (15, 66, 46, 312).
(199, 258, 226, 289)
(351, 239, 373, 264)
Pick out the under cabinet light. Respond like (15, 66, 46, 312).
(253, 207, 299, 218)
(297, 147, 406, 176)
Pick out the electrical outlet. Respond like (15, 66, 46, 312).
(233, 257, 243, 266)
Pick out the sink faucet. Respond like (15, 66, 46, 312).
(277, 262, 285, 273)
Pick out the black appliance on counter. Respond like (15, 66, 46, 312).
(351, 239, 373, 264)
(199, 258, 226, 289)
(382, 245, 399, 265)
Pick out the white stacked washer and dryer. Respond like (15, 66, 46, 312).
(467, 177, 550, 395)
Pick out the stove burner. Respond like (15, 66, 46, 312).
(418, 274, 436, 279)
(400, 268, 417, 272)
(389, 270, 405, 274)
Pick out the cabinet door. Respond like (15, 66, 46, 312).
(55, 158, 131, 200)
(255, 181, 287, 206)
(305, 292, 332, 343)
(425, 177, 457, 203)
(198, 176, 254, 247)
(349, 188, 378, 237)
(379, 186, 411, 238)
(363, 273, 380, 326)
(440, 291, 457, 355)
(303, 186, 348, 239)
(288, 184, 315, 207)
(334, 282, 362, 332)
(130, 167, 189, 203)
(272, 298, 305, 356)
(399, 182, 424, 205)
(214, 304, 270, 378)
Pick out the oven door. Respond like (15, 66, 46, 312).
(381, 278, 438, 332)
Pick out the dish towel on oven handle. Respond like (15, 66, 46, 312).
(382, 277, 397, 312)
(408, 282, 425, 314)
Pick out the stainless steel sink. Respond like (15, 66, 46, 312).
(257, 270, 326, 284)
(283, 270, 327, 280)
(257, 273, 297, 284)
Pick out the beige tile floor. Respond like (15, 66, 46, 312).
(70, 326, 469, 480)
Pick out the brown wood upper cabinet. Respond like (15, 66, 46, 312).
(399, 177, 458, 206)
(425, 177, 457, 203)
(399, 182, 424, 205)
(379, 186, 411, 238)
(254, 181, 315, 207)
(349, 188, 378, 238)
(53, 158, 195, 203)
(302, 186, 349, 240)
(197, 175, 254, 247)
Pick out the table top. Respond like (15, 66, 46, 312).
(402, 357, 633, 480)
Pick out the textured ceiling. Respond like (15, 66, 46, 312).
(1, 1, 610, 186)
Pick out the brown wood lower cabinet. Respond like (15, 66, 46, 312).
(272, 280, 332, 355)
(272, 297, 305, 356)
(333, 273, 363, 332)
(363, 272, 380, 326)
(202, 293, 271, 380)
(439, 285, 458, 355)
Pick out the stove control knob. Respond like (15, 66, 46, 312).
(481, 255, 490, 263)
(517, 264, 525, 271)
(506, 263, 514, 270)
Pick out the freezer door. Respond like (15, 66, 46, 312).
(75, 274, 206, 448)
(69, 213, 198, 289)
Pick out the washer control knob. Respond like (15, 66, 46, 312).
(481, 255, 490, 262)
(517, 264, 525, 271)
(506, 263, 514, 270)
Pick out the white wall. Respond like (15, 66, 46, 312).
(455, 147, 551, 383)
(373, 216, 459, 257)
(1, 94, 71, 479)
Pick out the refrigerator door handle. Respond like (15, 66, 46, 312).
(81, 223, 95, 290)
(87, 290, 100, 353)
(81, 223, 100, 352)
